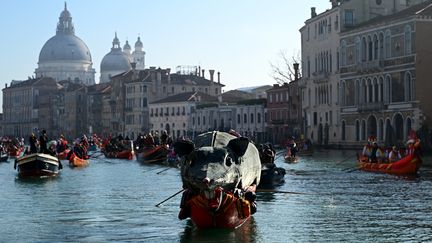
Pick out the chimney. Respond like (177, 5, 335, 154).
(311, 7, 317, 18)
(198, 66, 201, 77)
(157, 70, 162, 83)
(293, 63, 299, 81)
(201, 69, 205, 78)
(5, 83, 7, 88)
(209, 70, 215, 81)
(167, 68, 171, 84)
(217, 71, 220, 84)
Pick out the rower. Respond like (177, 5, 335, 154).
(388, 146, 401, 163)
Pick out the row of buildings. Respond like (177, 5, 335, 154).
(300, 0, 432, 147)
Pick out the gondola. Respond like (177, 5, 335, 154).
(259, 163, 285, 187)
(103, 149, 134, 160)
(136, 145, 169, 163)
(358, 154, 421, 175)
(14, 153, 62, 178)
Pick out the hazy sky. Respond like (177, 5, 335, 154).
(0, 0, 330, 94)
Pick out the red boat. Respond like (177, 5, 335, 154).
(181, 186, 256, 229)
(8, 146, 24, 157)
(358, 154, 421, 175)
(136, 145, 168, 163)
(103, 149, 134, 160)
(57, 149, 71, 160)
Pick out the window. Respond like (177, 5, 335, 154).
(385, 30, 391, 58)
(250, 114, 254, 123)
(237, 114, 241, 124)
(257, 113, 261, 123)
(344, 10, 354, 27)
(244, 114, 247, 124)
(404, 25, 412, 54)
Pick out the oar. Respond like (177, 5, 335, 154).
(156, 167, 171, 175)
(142, 167, 163, 174)
(155, 189, 185, 207)
(335, 154, 358, 165)
(257, 188, 316, 195)
(345, 167, 361, 173)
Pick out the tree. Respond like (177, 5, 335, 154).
(270, 50, 302, 84)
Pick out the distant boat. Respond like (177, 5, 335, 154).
(358, 154, 421, 175)
(15, 153, 62, 178)
(69, 153, 89, 167)
(136, 145, 169, 164)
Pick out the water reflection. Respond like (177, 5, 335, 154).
(179, 217, 258, 243)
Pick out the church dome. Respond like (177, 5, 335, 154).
(100, 33, 132, 73)
(39, 34, 92, 63)
(135, 37, 143, 49)
(123, 40, 131, 51)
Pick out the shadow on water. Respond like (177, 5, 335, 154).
(179, 217, 259, 243)
(14, 175, 61, 185)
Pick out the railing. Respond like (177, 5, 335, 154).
(358, 102, 386, 112)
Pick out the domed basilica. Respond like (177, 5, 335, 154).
(35, 3, 96, 85)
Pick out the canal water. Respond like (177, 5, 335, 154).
(0, 150, 431, 242)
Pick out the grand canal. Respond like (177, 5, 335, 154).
(0, 150, 431, 242)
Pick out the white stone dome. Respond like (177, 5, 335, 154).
(100, 50, 132, 72)
(39, 34, 92, 63)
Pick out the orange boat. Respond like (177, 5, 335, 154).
(358, 154, 421, 175)
(69, 153, 89, 167)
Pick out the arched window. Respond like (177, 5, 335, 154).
(385, 30, 391, 58)
(341, 40, 347, 66)
(362, 36, 367, 61)
(244, 114, 247, 124)
(237, 114, 241, 124)
(257, 113, 261, 123)
(404, 25, 412, 54)
(250, 113, 254, 123)
(356, 120, 360, 141)
(405, 72, 412, 101)
(355, 37, 361, 63)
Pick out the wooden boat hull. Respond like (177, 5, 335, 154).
(8, 147, 24, 157)
(136, 145, 168, 163)
(15, 153, 61, 178)
(358, 154, 421, 175)
(284, 156, 298, 163)
(104, 149, 134, 160)
(69, 153, 89, 167)
(57, 149, 70, 160)
(186, 189, 253, 229)
(259, 164, 285, 187)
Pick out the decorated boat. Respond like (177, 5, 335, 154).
(57, 149, 71, 160)
(358, 154, 421, 175)
(136, 145, 169, 163)
(69, 153, 89, 167)
(103, 149, 134, 160)
(175, 131, 260, 229)
(14, 153, 62, 178)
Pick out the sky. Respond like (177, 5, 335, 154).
(0, 0, 330, 98)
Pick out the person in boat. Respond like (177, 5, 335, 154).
(81, 134, 89, 149)
(144, 133, 155, 147)
(154, 132, 160, 146)
(388, 146, 401, 163)
(160, 130, 168, 145)
(259, 143, 276, 164)
(286, 136, 297, 158)
(73, 139, 89, 160)
(29, 133, 38, 154)
(369, 141, 380, 163)
(406, 138, 421, 157)
(362, 136, 375, 157)
(39, 130, 49, 154)
(57, 135, 69, 153)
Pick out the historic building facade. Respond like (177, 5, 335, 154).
(35, 3, 95, 85)
(339, 1, 432, 146)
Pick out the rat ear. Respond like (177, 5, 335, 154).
(227, 137, 249, 157)
(174, 140, 195, 157)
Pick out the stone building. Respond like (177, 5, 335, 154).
(149, 91, 218, 140)
(339, 1, 432, 146)
(2, 77, 58, 137)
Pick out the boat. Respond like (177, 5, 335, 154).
(358, 154, 421, 175)
(136, 145, 169, 163)
(88, 144, 97, 152)
(176, 132, 260, 229)
(259, 163, 285, 187)
(284, 155, 298, 163)
(103, 149, 134, 160)
(0, 153, 8, 162)
(14, 153, 62, 178)
(69, 153, 89, 167)
(57, 149, 71, 160)
(8, 146, 24, 157)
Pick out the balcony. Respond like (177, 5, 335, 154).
(384, 55, 415, 67)
(358, 102, 386, 112)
